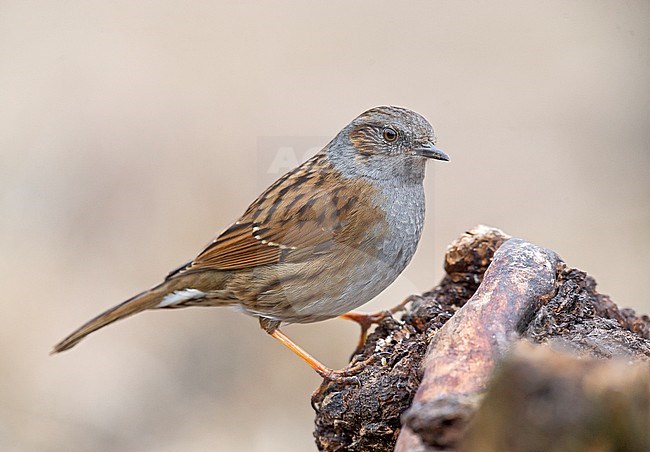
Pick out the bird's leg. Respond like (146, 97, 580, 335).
(340, 294, 420, 356)
(269, 329, 372, 381)
(260, 318, 372, 382)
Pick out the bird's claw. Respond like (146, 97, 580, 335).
(316, 355, 375, 383)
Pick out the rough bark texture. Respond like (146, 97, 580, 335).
(312, 226, 650, 451)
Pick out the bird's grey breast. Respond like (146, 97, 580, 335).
(373, 181, 426, 275)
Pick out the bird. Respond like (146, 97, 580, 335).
(52, 106, 449, 380)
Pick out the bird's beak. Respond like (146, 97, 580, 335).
(413, 142, 450, 161)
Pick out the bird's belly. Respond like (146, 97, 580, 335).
(265, 253, 406, 323)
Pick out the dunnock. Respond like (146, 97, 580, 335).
(52, 106, 449, 380)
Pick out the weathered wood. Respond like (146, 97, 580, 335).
(396, 236, 561, 451)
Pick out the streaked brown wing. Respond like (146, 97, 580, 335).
(179, 154, 368, 273)
(193, 220, 284, 269)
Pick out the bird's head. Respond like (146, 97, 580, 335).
(328, 106, 449, 184)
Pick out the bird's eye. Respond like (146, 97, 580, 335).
(382, 127, 398, 143)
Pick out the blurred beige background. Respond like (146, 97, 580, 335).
(1, 1, 648, 450)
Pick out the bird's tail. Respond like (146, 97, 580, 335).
(51, 285, 167, 354)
